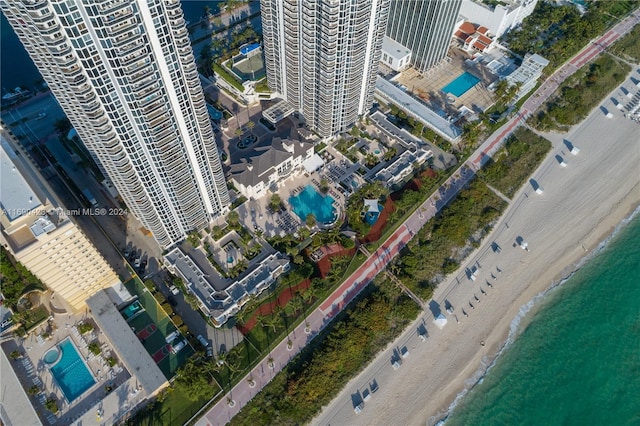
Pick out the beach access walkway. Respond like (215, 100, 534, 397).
(195, 8, 640, 425)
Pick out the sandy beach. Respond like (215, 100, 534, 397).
(311, 72, 640, 426)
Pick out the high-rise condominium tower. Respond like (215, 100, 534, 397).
(386, 0, 462, 73)
(261, 0, 390, 137)
(1, 0, 230, 248)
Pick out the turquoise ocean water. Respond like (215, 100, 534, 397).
(446, 212, 640, 426)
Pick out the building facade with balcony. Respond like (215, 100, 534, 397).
(260, 0, 390, 138)
(0, 132, 120, 312)
(386, 0, 462, 74)
(1, 0, 230, 248)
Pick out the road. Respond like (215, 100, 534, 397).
(195, 6, 640, 426)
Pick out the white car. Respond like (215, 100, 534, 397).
(559, 160, 567, 168)
(354, 402, 364, 414)
(392, 360, 401, 370)
(169, 285, 180, 296)
(165, 330, 180, 344)
(171, 340, 187, 354)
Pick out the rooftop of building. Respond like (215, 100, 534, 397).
(0, 135, 42, 222)
(375, 76, 462, 142)
(227, 137, 313, 188)
(382, 36, 411, 60)
(0, 348, 43, 426)
(165, 244, 290, 326)
(86, 290, 168, 396)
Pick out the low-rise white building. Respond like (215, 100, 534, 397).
(375, 148, 432, 188)
(381, 36, 412, 72)
(164, 248, 289, 327)
(505, 53, 549, 101)
(459, 0, 540, 39)
(228, 138, 314, 199)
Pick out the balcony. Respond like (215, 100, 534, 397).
(128, 66, 153, 84)
(99, 0, 129, 15)
(118, 42, 145, 60)
(102, 3, 133, 25)
(107, 19, 137, 37)
(125, 57, 150, 74)
(113, 29, 141, 47)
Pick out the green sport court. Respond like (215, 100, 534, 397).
(123, 278, 193, 378)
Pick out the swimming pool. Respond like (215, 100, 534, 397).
(289, 185, 336, 224)
(121, 300, 144, 321)
(49, 338, 95, 402)
(442, 72, 481, 97)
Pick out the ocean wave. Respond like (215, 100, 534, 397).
(433, 205, 640, 426)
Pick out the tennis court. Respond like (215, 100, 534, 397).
(123, 279, 193, 378)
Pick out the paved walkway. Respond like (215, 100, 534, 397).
(195, 9, 640, 425)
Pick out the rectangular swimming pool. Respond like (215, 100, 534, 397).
(442, 72, 481, 97)
(121, 299, 144, 321)
(48, 338, 95, 402)
(289, 185, 336, 224)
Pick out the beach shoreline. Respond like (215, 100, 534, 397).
(310, 67, 640, 426)
(431, 185, 640, 425)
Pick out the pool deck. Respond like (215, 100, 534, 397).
(1, 309, 133, 426)
(230, 165, 348, 239)
(394, 47, 496, 116)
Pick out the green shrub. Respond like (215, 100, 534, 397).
(77, 322, 94, 334)
(88, 342, 101, 355)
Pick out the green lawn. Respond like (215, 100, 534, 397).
(478, 128, 553, 198)
(609, 23, 640, 63)
(529, 55, 631, 131)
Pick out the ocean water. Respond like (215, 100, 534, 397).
(446, 214, 640, 426)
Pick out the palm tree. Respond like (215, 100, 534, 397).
(285, 295, 303, 316)
(234, 127, 243, 140)
(246, 120, 255, 136)
(263, 315, 280, 334)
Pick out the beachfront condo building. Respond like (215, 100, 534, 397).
(0, 0, 230, 248)
(0, 131, 120, 312)
(386, 0, 462, 73)
(260, 0, 390, 137)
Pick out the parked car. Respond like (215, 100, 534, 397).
(354, 402, 364, 414)
(370, 380, 379, 393)
(197, 334, 209, 347)
(165, 331, 180, 344)
(134, 257, 141, 268)
(169, 285, 180, 296)
(171, 340, 187, 354)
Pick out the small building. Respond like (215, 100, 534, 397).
(505, 53, 549, 101)
(380, 36, 412, 72)
(375, 148, 433, 188)
(228, 138, 314, 199)
(459, 0, 540, 39)
(375, 76, 462, 142)
(454, 21, 495, 53)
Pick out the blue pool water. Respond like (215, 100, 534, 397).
(240, 43, 260, 55)
(49, 339, 95, 402)
(289, 185, 336, 224)
(207, 104, 222, 120)
(121, 300, 143, 321)
(442, 72, 481, 97)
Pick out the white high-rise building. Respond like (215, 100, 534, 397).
(386, 0, 462, 73)
(261, 0, 390, 138)
(1, 0, 230, 248)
